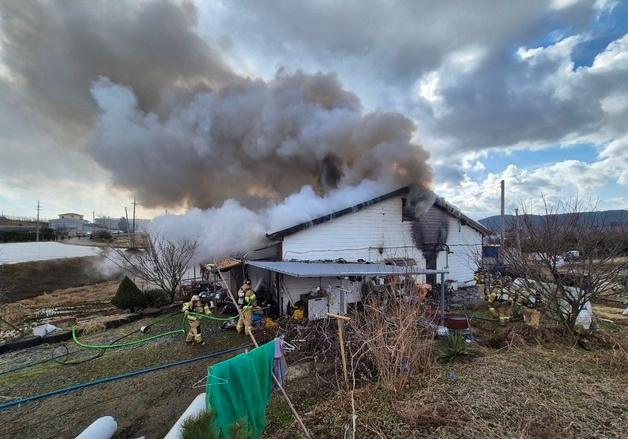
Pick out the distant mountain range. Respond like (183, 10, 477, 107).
(479, 210, 628, 232)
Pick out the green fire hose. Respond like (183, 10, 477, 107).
(70, 311, 239, 350)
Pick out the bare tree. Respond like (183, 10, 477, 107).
(504, 198, 627, 333)
(108, 234, 198, 301)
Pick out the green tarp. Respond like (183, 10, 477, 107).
(206, 341, 275, 438)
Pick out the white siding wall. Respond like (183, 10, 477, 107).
(281, 196, 482, 283)
(440, 216, 483, 284)
(282, 197, 424, 264)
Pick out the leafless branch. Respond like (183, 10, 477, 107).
(106, 233, 198, 300)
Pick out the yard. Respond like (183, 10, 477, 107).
(0, 306, 626, 438)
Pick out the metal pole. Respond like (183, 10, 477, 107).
(500, 179, 505, 264)
(515, 207, 522, 255)
(132, 198, 137, 248)
(440, 272, 445, 327)
(35, 200, 40, 242)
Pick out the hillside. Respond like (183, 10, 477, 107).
(479, 209, 628, 232)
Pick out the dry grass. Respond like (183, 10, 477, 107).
(272, 336, 628, 439)
(20, 281, 118, 308)
(348, 292, 436, 393)
(76, 319, 107, 335)
(75, 313, 139, 335)
(1, 281, 119, 339)
(594, 304, 628, 326)
(0, 302, 24, 324)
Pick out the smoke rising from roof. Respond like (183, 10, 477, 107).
(2, 0, 431, 210)
(150, 181, 390, 262)
(88, 71, 431, 208)
(2, 0, 433, 259)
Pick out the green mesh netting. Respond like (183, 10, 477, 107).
(206, 341, 275, 439)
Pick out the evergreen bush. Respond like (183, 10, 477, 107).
(111, 276, 146, 312)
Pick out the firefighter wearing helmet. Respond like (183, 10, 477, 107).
(182, 292, 212, 344)
(236, 280, 256, 335)
(494, 276, 513, 326)
(521, 290, 541, 328)
(474, 270, 485, 298)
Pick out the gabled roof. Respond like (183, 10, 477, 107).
(267, 186, 489, 240)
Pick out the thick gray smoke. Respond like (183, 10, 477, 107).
(0, 0, 234, 132)
(2, 0, 433, 260)
(88, 71, 431, 208)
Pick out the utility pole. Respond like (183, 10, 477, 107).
(515, 207, 522, 255)
(124, 207, 130, 237)
(36, 200, 41, 242)
(131, 198, 137, 249)
(500, 179, 505, 265)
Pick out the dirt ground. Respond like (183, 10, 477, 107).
(0, 256, 121, 302)
(0, 309, 627, 439)
(274, 339, 628, 439)
(0, 314, 256, 438)
(0, 281, 121, 341)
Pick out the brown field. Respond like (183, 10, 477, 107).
(0, 256, 121, 302)
(0, 281, 120, 341)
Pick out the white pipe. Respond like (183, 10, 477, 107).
(75, 416, 117, 439)
(163, 393, 207, 439)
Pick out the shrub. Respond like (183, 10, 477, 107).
(143, 288, 171, 307)
(94, 230, 113, 241)
(349, 290, 435, 393)
(181, 410, 248, 439)
(111, 276, 146, 312)
(181, 410, 216, 439)
(438, 332, 478, 363)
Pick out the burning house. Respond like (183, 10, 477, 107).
(215, 185, 488, 319)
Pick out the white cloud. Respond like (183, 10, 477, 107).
(436, 139, 628, 219)
(551, 0, 584, 11)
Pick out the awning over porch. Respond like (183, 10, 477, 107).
(245, 261, 448, 278)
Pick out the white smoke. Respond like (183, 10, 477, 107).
(2, 0, 434, 263)
(150, 180, 388, 262)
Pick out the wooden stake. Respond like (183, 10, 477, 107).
(215, 267, 312, 439)
(326, 312, 351, 387)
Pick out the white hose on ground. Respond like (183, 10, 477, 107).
(163, 393, 206, 439)
(75, 416, 117, 439)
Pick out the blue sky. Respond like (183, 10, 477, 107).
(0, 0, 626, 221)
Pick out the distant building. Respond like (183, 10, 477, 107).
(96, 216, 151, 232)
(49, 213, 87, 236)
(95, 217, 119, 231)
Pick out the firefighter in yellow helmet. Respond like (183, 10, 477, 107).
(236, 280, 256, 335)
(183, 293, 212, 344)
(486, 274, 501, 317)
(474, 270, 485, 299)
(494, 276, 513, 326)
(521, 290, 541, 328)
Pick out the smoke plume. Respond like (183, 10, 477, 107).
(150, 181, 391, 262)
(88, 71, 431, 209)
(2, 0, 434, 260)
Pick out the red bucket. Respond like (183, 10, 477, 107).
(445, 314, 469, 330)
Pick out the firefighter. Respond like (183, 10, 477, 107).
(183, 293, 212, 344)
(486, 274, 501, 317)
(494, 286, 513, 326)
(236, 280, 256, 335)
(474, 270, 485, 298)
(418, 283, 432, 301)
(521, 291, 541, 328)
